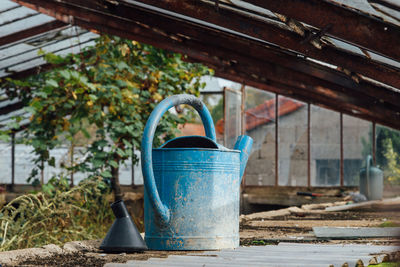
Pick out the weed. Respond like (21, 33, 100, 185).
(0, 176, 113, 251)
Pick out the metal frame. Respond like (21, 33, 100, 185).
(241, 91, 378, 188)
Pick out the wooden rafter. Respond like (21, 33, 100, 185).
(133, 0, 400, 90)
(11, 0, 400, 130)
(245, 0, 400, 62)
(0, 20, 67, 47)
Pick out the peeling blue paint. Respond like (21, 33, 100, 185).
(141, 94, 252, 250)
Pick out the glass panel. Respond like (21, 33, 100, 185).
(224, 88, 242, 149)
(343, 115, 372, 186)
(310, 106, 340, 186)
(376, 125, 400, 185)
(201, 93, 224, 144)
(278, 97, 307, 186)
(244, 87, 275, 186)
(0, 141, 11, 183)
(119, 160, 132, 185)
(133, 149, 143, 185)
(119, 149, 143, 185)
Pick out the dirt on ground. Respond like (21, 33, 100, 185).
(240, 210, 400, 246)
(3, 208, 400, 266)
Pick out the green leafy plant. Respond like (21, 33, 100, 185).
(0, 176, 113, 251)
(2, 35, 212, 199)
(382, 139, 400, 185)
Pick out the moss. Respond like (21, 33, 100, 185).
(379, 221, 400, 227)
(368, 262, 400, 267)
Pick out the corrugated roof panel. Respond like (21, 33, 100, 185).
(2, 40, 96, 76)
(0, 5, 37, 25)
(0, 43, 34, 59)
(0, 109, 28, 122)
(0, 0, 19, 13)
(0, 14, 56, 38)
(333, 0, 400, 26)
(0, 98, 19, 109)
(0, 31, 96, 70)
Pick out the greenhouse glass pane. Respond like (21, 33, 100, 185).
(278, 97, 307, 186)
(376, 125, 400, 185)
(244, 87, 275, 186)
(343, 115, 372, 186)
(311, 106, 340, 186)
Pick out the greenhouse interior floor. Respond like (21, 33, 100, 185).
(0, 197, 399, 267)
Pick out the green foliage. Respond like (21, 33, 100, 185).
(210, 96, 224, 124)
(0, 176, 113, 251)
(2, 35, 212, 188)
(382, 139, 400, 185)
(360, 125, 400, 184)
(368, 263, 400, 267)
(379, 221, 400, 227)
(377, 126, 400, 167)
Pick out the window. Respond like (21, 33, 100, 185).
(278, 97, 307, 186)
(244, 87, 276, 186)
(311, 106, 340, 186)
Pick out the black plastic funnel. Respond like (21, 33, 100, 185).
(100, 200, 147, 252)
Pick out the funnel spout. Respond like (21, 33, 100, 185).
(234, 135, 253, 182)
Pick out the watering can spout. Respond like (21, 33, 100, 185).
(234, 135, 253, 181)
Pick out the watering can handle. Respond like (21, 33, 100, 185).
(141, 94, 216, 225)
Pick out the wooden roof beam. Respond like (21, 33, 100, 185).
(0, 20, 67, 47)
(0, 101, 24, 115)
(133, 0, 400, 90)
(18, 0, 400, 110)
(13, 0, 400, 130)
(245, 0, 400, 62)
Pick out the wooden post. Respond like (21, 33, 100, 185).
(240, 83, 246, 187)
(307, 103, 311, 187)
(340, 113, 344, 186)
(275, 94, 279, 186)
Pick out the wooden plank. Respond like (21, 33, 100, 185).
(313, 226, 400, 238)
(325, 197, 400, 211)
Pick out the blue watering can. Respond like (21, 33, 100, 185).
(141, 94, 253, 250)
